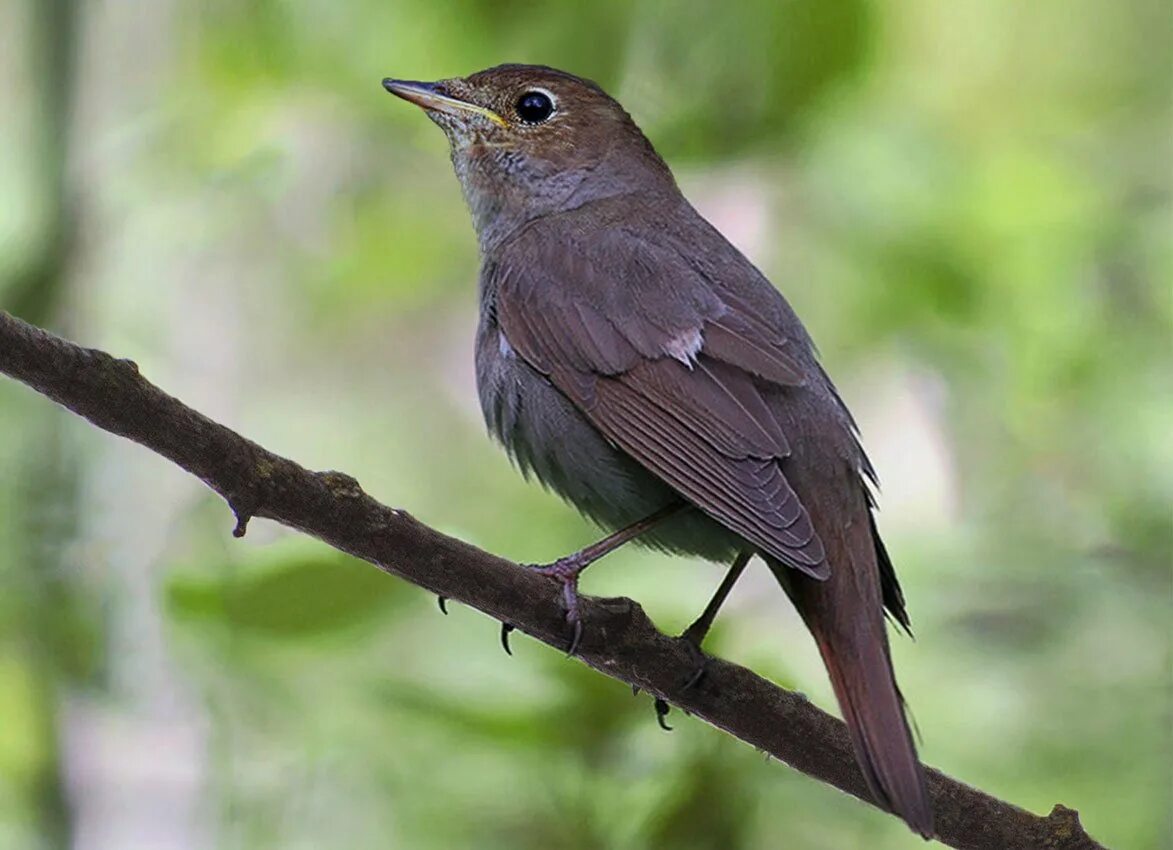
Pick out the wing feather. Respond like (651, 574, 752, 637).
(492, 219, 829, 577)
(583, 368, 825, 571)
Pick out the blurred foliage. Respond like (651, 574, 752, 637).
(1, 0, 1170, 849)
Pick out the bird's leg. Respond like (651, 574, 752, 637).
(679, 550, 753, 689)
(681, 550, 753, 647)
(528, 501, 688, 654)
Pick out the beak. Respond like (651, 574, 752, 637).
(382, 78, 506, 127)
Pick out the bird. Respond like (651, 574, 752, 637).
(382, 64, 934, 837)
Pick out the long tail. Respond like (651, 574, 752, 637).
(768, 555, 934, 838)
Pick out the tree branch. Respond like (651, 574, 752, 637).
(0, 310, 1107, 850)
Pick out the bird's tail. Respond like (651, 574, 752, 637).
(769, 557, 934, 838)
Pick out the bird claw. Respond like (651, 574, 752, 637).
(500, 622, 515, 655)
(437, 595, 449, 615)
(654, 698, 673, 731)
(525, 559, 586, 656)
(682, 660, 707, 692)
(565, 617, 583, 657)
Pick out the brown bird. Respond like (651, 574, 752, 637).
(383, 65, 933, 837)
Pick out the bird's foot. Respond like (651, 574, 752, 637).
(526, 556, 587, 656)
(677, 622, 710, 691)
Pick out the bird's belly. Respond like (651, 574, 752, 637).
(476, 325, 739, 563)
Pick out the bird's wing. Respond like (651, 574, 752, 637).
(489, 221, 828, 577)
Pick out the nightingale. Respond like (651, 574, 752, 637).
(383, 64, 934, 837)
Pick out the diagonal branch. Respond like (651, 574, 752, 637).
(0, 309, 1107, 850)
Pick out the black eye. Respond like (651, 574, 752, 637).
(516, 91, 554, 124)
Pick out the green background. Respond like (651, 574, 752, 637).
(1, 0, 1169, 848)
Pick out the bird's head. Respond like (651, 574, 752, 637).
(383, 64, 675, 250)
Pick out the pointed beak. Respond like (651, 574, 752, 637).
(382, 78, 506, 127)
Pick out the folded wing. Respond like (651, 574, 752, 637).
(490, 222, 828, 577)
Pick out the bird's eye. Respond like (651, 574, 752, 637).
(516, 91, 555, 124)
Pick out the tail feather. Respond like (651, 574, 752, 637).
(768, 555, 934, 838)
(813, 628, 934, 837)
